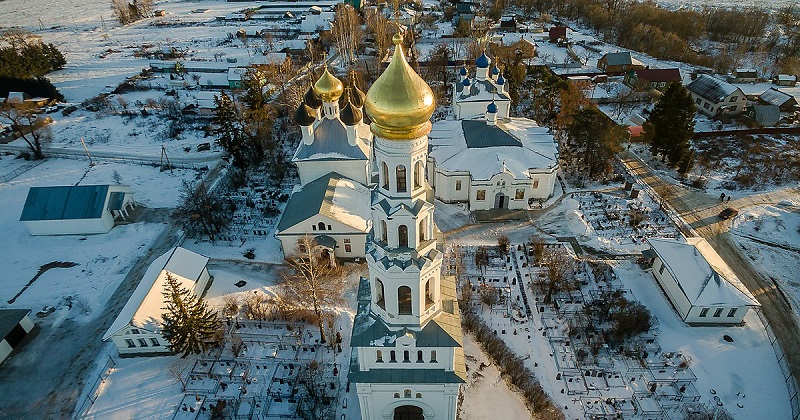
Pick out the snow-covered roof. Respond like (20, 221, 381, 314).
(275, 172, 371, 234)
(760, 88, 795, 107)
(687, 74, 742, 103)
(455, 77, 510, 102)
(647, 237, 759, 308)
(103, 247, 209, 340)
(601, 52, 643, 67)
(293, 118, 369, 162)
(429, 118, 558, 180)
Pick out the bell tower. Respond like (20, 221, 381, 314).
(349, 33, 465, 420)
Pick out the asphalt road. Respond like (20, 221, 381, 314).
(620, 150, 800, 391)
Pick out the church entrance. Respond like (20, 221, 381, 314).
(494, 192, 508, 209)
(393, 405, 424, 420)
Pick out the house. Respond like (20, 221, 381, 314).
(20, 184, 136, 236)
(549, 26, 568, 43)
(728, 68, 758, 83)
(0, 309, 34, 366)
(646, 237, 760, 326)
(597, 52, 644, 75)
(624, 68, 681, 91)
(103, 247, 211, 356)
(774, 74, 798, 87)
(227, 67, 247, 89)
(194, 91, 218, 116)
(428, 117, 559, 211)
(686, 74, 746, 117)
(499, 15, 517, 31)
(759, 87, 799, 112)
(275, 172, 371, 261)
(746, 104, 781, 127)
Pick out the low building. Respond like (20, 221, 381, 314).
(0, 309, 34, 366)
(549, 26, 568, 43)
(275, 172, 371, 261)
(624, 68, 681, 91)
(646, 237, 760, 326)
(728, 68, 758, 83)
(597, 52, 644, 75)
(103, 247, 211, 356)
(20, 184, 136, 236)
(759, 87, 799, 112)
(428, 117, 559, 211)
(686, 74, 746, 117)
(773, 74, 798, 87)
(746, 104, 781, 127)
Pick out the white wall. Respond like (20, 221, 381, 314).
(23, 213, 115, 236)
(278, 232, 368, 259)
(431, 169, 471, 203)
(455, 100, 511, 120)
(111, 325, 172, 356)
(0, 340, 11, 364)
(356, 382, 460, 420)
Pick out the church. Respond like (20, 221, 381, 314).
(427, 54, 560, 211)
(347, 33, 466, 420)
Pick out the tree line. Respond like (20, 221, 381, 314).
(0, 29, 65, 100)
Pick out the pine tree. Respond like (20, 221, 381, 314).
(644, 81, 696, 167)
(161, 273, 220, 357)
(566, 106, 624, 179)
(212, 91, 250, 169)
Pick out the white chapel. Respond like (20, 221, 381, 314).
(348, 33, 466, 420)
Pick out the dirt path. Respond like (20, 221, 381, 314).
(619, 150, 800, 390)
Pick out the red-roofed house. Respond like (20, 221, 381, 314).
(624, 68, 682, 91)
(548, 26, 568, 43)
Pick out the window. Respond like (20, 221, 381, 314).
(727, 308, 737, 317)
(455, 180, 462, 191)
(312, 225, 317, 231)
(318, 222, 326, 231)
(398, 286, 412, 315)
(730, 106, 737, 112)
(398, 225, 408, 248)
(390, 350, 397, 362)
(695, 98, 701, 105)
(404, 389, 412, 398)
(703, 102, 710, 110)
(651, 82, 657, 88)
(396, 165, 407, 192)
(137, 338, 148, 347)
(430, 350, 437, 362)
(394, 393, 400, 398)
(150, 338, 160, 346)
(382, 162, 389, 190)
(730, 96, 738, 102)
(377, 350, 383, 362)
(414, 161, 423, 189)
(425, 279, 434, 308)
(130, 329, 140, 334)
(515, 189, 524, 200)
(476, 190, 486, 201)
(381, 220, 388, 243)
(375, 279, 385, 310)
(713, 308, 723, 317)
(403, 350, 410, 362)
(416, 393, 422, 398)
(327, 224, 331, 230)
(417, 350, 424, 363)
(658, 262, 666, 275)
(659, 81, 666, 87)
(419, 219, 426, 242)
(533, 179, 539, 189)
(125, 339, 136, 348)
(699, 308, 709, 317)
(344, 238, 351, 253)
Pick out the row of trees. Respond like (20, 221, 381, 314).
(0, 29, 65, 79)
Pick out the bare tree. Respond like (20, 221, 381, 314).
(479, 284, 499, 307)
(173, 180, 232, 241)
(365, 8, 392, 67)
(168, 358, 193, 391)
(539, 248, 576, 304)
(331, 3, 362, 66)
(295, 360, 336, 420)
(0, 101, 51, 159)
(280, 236, 347, 343)
(530, 236, 546, 265)
(497, 235, 511, 255)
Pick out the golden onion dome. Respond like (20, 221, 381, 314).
(313, 64, 344, 103)
(364, 33, 435, 140)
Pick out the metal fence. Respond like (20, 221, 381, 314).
(758, 310, 800, 419)
(73, 355, 116, 419)
(0, 160, 44, 183)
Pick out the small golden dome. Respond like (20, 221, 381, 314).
(313, 64, 344, 103)
(364, 33, 436, 140)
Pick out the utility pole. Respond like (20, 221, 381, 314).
(80, 138, 94, 166)
(160, 145, 174, 174)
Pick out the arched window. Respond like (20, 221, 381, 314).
(418, 219, 426, 242)
(318, 221, 326, 231)
(403, 350, 410, 362)
(404, 389, 412, 398)
(430, 350, 437, 362)
(382, 162, 389, 190)
(381, 220, 388, 243)
(375, 279, 385, 310)
(398, 286, 412, 315)
(414, 161, 423, 189)
(376, 350, 383, 362)
(396, 165, 407, 192)
(390, 350, 397, 362)
(417, 350, 424, 362)
(425, 279, 434, 308)
(398, 225, 408, 248)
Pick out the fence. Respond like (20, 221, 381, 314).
(758, 309, 800, 419)
(0, 159, 44, 183)
(73, 355, 116, 419)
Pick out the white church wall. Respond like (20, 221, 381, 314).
(456, 100, 511, 120)
(356, 382, 460, 420)
(111, 326, 172, 356)
(295, 160, 369, 186)
(431, 169, 471, 203)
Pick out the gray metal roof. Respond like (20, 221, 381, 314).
(760, 88, 796, 108)
(456, 79, 511, 102)
(275, 172, 370, 233)
(0, 309, 31, 340)
(602, 52, 634, 66)
(462, 120, 522, 148)
(687, 74, 740, 103)
(293, 118, 368, 161)
(20, 185, 109, 221)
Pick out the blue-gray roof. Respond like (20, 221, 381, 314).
(275, 172, 371, 233)
(687, 74, 740, 103)
(462, 120, 522, 148)
(20, 185, 110, 221)
(293, 118, 368, 161)
(0, 309, 31, 340)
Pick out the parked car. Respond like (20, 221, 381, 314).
(196, 142, 211, 151)
(718, 207, 739, 220)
